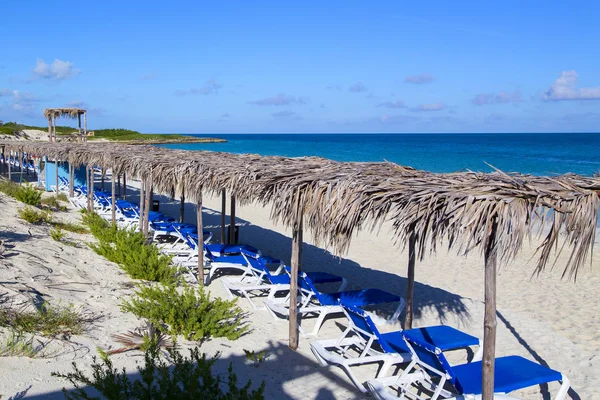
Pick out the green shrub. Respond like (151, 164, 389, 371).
(52, 344, 265, 400)
(57, 192, 69, 202)
(52, 221, 89, 234)
(0, 178, 20, 198)
(15, 185, 43, 205)
(122, 284, 248, 342)
(50, 228, 66, 242)
(18, 206, 53, 224)
(83, 212, 176, 283)
(0, 330, 47, 358)
(42, 195, 67, 211)
(0, 302, 93, 338)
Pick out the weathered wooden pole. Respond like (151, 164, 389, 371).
(55, 159, 59, 193)
(139, 178, 146, 231)
(403, 228, 418, 329)
(86, 167, 92, 212)
(482, 217, 499, 400)
(53, 115, 57, 143)
(101, 168, 105, 191)
(19, 151, 23, 176)
(221, 189, 226, 244)
(117, 175, 121, 198)
(143, 177, 152, 236)
(229, 194, 236, 244)
(7, 150, 11, 180)
(179, 192, 185, 223)
(196, 191, 204, 285)
(111, 171, 116, 225)
(83, 112, 87, 143)
(48, 116, 52, 143)
(78, 113, 82, 140)
(68, 162, 74, 198)
(122, 173, 127, 200)
(89, 166, 95, 211)
(289, 212, 303, 350)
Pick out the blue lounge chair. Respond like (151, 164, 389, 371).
(312, 305, 481, 394)
(366, 327, 569, 400)
(265, 271, 405, 336)
(222, 253, 346, 309)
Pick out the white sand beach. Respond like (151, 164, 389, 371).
(0, 181, 598, 399)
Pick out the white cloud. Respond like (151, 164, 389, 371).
(377, 100, 406, 109)
(412, 102, 446, 111)
(176, 79, 223, 96)
(543, 70, 600, 101)
(405, 74, 434, 84)
(249, 93, 305, 106)
(473, 90, 521, 105)
(32, 58, 80, 81)
(349, 82, 367, 93)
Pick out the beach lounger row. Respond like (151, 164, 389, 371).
(58, 178, 569, 398)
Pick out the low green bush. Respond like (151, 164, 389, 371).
(15, 185, 43, 205)
(50, 228, 66, 241)
(83, 212, 177, 283)
(122, 284, 248, 342)
(0, 302, 93, 338)
(56, 192, 69, 202)
(0, 330, 47, 358)
(52, 221, 89, 234)
(42, 195, 67, 211)
(0, 178, 20, 198)
(18, 206, 53, 224)
(52, 345, 265, 400)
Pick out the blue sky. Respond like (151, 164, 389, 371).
(1, 1, 599, 133)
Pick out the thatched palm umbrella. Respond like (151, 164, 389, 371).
(1, 141, 597, 400)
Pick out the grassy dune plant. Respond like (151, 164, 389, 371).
(122, 284, 248, 342)
(50, 228, 66, 242)
(0, 302, 93, 338)
(42, 195, 68, 211)
(56, 192, 69, 202)
(0, 330, 47, 358)
(0, 178, 20, 198)
(52, 221, 89, 234)
(15, 185, 43, 206)
(18, 206, 53, 224)
(52, 345, 265, 400)
(82, 212, 176, 283)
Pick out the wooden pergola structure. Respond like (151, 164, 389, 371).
(1, 141, 598, 400)
(44, 108, 87, 143)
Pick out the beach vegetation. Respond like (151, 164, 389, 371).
(15, 184, 43, 206)
(122, 283, 248, 342)
(56, 192, 69, 202)
(52, 344, 265, 400)
(18, 206, 53, 224)
(82, 212, 177, 283)
(50, 228, 66, 242)
(42, 195, 68, 211)
(52, 221, 89, 234)
(0, 329, 48, 358)
(109, 321, 174, 355)
(0, 302, 94, 338)
(0, 178, 21, 198)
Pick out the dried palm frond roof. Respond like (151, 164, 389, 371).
(2, 141, 598, 278)
(44, 108, 86, 119)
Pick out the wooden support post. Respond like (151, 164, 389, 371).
(117, 175, 121, 198)
(48, 117, 52, 143)
(289, 214, 303, 350)
(86, 167, 92, 212)
(68, 163, 74, 198)
(25, 153, 29, 177)
(139, 178, 145, 231)
(196, 192, 204, 285)
(53, 116, 56, 143)
(89, 166, 95, 211)
(111, 171, 116, 225)
(123, 173, 127, 200)
(482, 218, 499, 400)
(179, 193, 185, 223)
(7, 150, 11, 180)
(101, 168, 105, 191)
(19, 152, 23, 175)
(83, 112, 87, 143)
(221, 189, 226, 244)
(143, 177, 152, 236)
(55, 159, 59, 193)
(404, 229, 417, 329)
(229, 194, 236, 244)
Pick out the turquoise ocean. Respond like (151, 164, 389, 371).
(159, 133, 599, 177)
